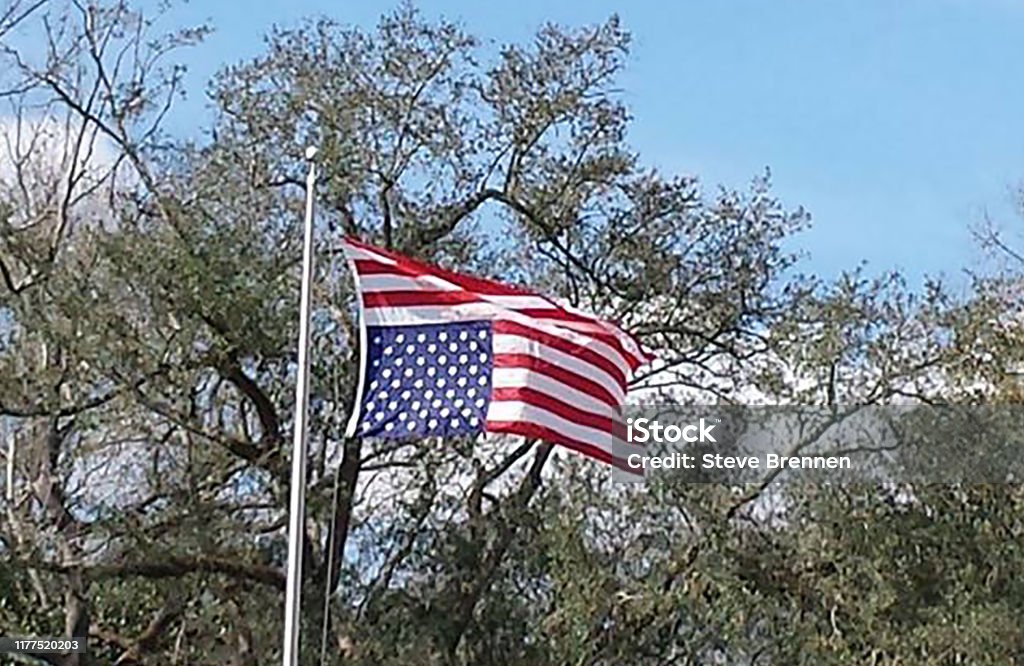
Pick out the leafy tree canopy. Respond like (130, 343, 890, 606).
(1, 1, 1022, 664)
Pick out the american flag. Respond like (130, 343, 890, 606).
(342, 236, 651, 467)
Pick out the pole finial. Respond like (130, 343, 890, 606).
(305, 146, 318, 161)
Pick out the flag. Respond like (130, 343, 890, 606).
(342, 236, 651, 467)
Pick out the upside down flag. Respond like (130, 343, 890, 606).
(342, 237, 651, 467)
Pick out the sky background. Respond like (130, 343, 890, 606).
(146, 1, 1024, 288)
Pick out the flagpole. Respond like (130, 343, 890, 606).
(282, 146, 318, 666)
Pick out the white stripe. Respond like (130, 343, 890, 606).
(484, 401, 615, 455)
(359, 275, 554, 309)
(493, 326, 628, 391)
(490, 367, 620, 421)
(363, 305, 634, 372)
(359, 274, 461, 292)
(527, 315, 646, 366)
(491, 335, 626, 403)
(563, 303, 648, 362)
(492, 321, 632, 384)
(342, 244, 397, 265)
(362, 302, 501, 325)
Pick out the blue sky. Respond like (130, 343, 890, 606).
(158, 0, 1024, 288)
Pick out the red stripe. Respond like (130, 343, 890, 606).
(484, 421, 640, 475)
(362, 290, 489, 308)
(493, 319, 627, 392)
(352, 259, 416, 276)
(516, 308, 642, 370)
(354, 259, 521, 300)
(347, 237, 533, 297)
(492, 354, 620, 408)
(490, 387, 627, 439)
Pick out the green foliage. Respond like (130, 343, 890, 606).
(0, 2, 1022, 665)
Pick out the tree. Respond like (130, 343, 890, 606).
(1, 1, 1017, 665)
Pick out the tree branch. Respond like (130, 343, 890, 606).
(16, 554, 285, 590)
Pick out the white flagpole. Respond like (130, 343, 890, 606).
(282, 146, 319, 666)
